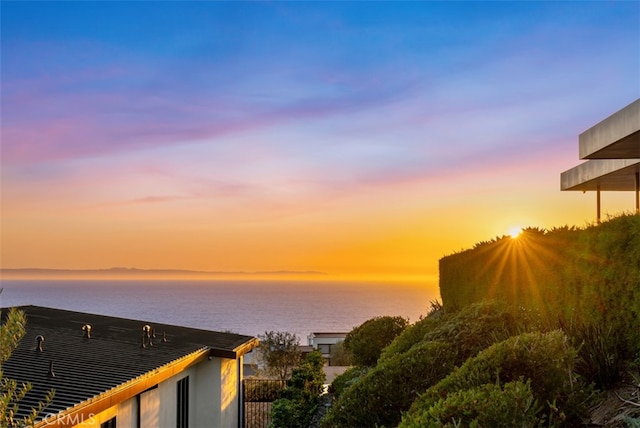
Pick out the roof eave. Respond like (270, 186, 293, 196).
(561, 159, 640, 191)
(35, 348, 210, 428)
(209, 337, 260, 360)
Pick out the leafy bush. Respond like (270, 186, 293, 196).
(328, 340, 352, 366)
(378, 312, 442, 362)
(402, 331, 595, 427)
(269, 351, 326, 428)
(243, 379, 285, 402)
(439, 214, 640, 360)
(282, 351, 325, 400)
(322, 341, 457, 428)
(400, 380, 539, 428)
(344, 315, 409, 367)
(327, 366, 367, 398)
(421, 300, 524, 364)
(381, 300, 525, 366)
(269, 398, 301, 428)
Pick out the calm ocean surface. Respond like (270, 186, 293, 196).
(0, 280, 439, 341)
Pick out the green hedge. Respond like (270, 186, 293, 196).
(343, 315, 409, 367)
(323, 301, 530, 427)
(326, 366, 368, 398)
(269, 351, 326, 428)
(400, 380, 539, 428)
(439, 214, 640, 356)
(401, 331, 595, 427)
(381, 300, 525, 366)
(322, 341, 457, 428)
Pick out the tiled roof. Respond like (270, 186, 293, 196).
(1, 305, 258, 423)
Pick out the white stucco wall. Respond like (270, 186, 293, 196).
(74, 396, 136, 428)
(140, 386, 161, 427)
(195, 357, 220, 426)
(194, 356, 241, 428)
(71, 356, 242, 428)
(220, 357, 240, 428)
(117, 397, 136, 428)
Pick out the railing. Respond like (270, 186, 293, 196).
(242, 379, 285, 428)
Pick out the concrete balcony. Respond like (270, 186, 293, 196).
(561, 159, 640, 191)
(579, 98, 640, 160)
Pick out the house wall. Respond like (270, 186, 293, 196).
(194, 356, 241, 427)
(74, 396, 136, 427)
(140, 386, 160, 427)
(74, 357, 242, 428)
(195, 357, 219, 425)
(220, 357, 240, 428)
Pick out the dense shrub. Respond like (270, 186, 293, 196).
(400, 380, 539, 428)
(344, 315, 409, 367)
(269, 351, 325, 428)
(322, 341, 457, 428)
(243, 379, 285, 402)
(328, 340, 352, 366)
(440, 214, 640, 359)
(326, 366, 367, 398)
(421, 300, 525, 364)
(378, 312, 442, 362)
(381, 300, 525, 366)
(402, 330, 595, 427)
(270, 398, 301, 428)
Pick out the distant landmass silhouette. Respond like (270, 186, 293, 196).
(0, 267, 327, 279)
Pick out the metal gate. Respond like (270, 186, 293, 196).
(242, 379, 285, 428)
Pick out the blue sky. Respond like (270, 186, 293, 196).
(1, 1, 639, 279)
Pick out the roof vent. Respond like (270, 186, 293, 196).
(36, 335, 45, 352)
(141, 324, 154, 348)
(82, 324, 92, 339)
(48, 361, 56, 377)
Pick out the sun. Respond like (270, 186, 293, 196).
(508, 227, 522, 239)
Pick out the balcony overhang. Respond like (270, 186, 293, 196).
(561, 159, 640, 191)
(579, 99, 640, 159)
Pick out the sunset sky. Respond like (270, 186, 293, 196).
(1, 1, 639, 282)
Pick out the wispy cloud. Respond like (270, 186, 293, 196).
(2, 1, 637, 274)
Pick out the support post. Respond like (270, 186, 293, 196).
(597, 185, 601, 224)
(636, 171, 640, 214)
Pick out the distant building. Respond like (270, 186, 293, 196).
(2, 305, 258, 428)
(561, 98, 640, 222)
(307, 332, 348, 365)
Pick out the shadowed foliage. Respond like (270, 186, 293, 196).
(439, 214, 640, 369)
(400, 330, 595, 428)
(323, 341, 457, 428)
(343, 315, 409, 367)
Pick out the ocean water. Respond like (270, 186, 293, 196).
(0, 280, 439, 342)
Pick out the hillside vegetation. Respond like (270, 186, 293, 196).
(440, 213, 640, 360)
(322, 214, 640, 427)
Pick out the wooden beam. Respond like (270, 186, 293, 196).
(636, 171, 640, 214)
(597, 185, 601, 224)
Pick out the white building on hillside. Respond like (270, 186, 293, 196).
(307, 332, 348, 365)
